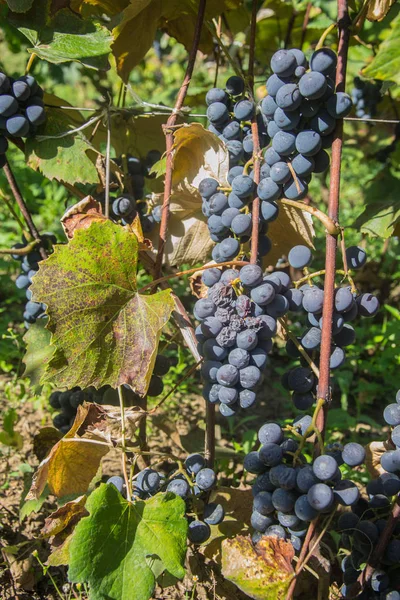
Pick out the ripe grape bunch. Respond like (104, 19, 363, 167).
(107, 150, 162, 232)
(338, 389, 400, 600)
(49, 354, 173, 433)
(200, 47, 352, 265)
(245, 421, 364, 551)
(196, 242, 379, 417)
(0, 72, 46, 166)
(11, 233, 56, 329)
(196, 263, 290, 416)
(282, 244, 379, 413)
(106, 452, 225, 544)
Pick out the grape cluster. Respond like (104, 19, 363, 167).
(106, 150, 162, 232)
(351, 77, 382, 119)
(11, 233, 56, 328)
(0, 72, 46, 159)
(245, 421, 364, 551)
(281, 244, 379, 413)
(206, 74, 268, 163)
(338, 389, 400, 600)
(200, 48, 352, 265)
(260, 47, 352, 203)
(197, 263, 292, 416)
(107, 453, 224, 544)
(50, 354, 172, 433)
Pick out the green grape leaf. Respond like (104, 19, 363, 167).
(9, 0, 112, 69)
(222, 535, 295, 600)
(25, 94, 99, 185)
(6, 0, 34, 12)
(353, 170, 400, 238)
(68, 484, 188, 600)
(22, 319, 54, 387)
(29, 220, 174, 395)
(363, 13, 400, 83)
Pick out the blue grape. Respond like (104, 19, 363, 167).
(270, 161, 290, 184)
(6, 115, 29, 137)
(342, 443, 365, 467)
(0, 95, 18, 117)
(259, 442, 283, 466)
(274, 107, 301, 131)
(239, 264, 263, 287)
(276, 83, 301, 111)
(206, 88, 228, 105)
(272, 130, 296, 155)
(312, 455, 338, 481)
(250, 283, 275, 306)
(239, 365, 262, 389)
(107, 475, 125, 494)
(288, 245, 312, 269)
(231, 175, 254, 198)
(313, 149, 330, 173)
(261, 95, 278, 117)
(167, 478, 190, 497)
(231, 213, 252, 236)
(260, 200, 279, 222)
(239, 389, 257, 409)
(199, 178, 219, 199)
(291, 154, 315, 177)
(234, 99, 254, 121)
(207, 102, 229, 123)
(310, 48, 337, 76)
(244, 451, 266, 474)
(202, 268, 221, 287)
(326, 92, 352, 118)
(195, 467, 216, 490)
(333, 480, 359, 506)
(283, 177, 308, 200)
(294, 494, 318, 521)
(226, 76, 245, 96)
(188, 519, 211, 544)
(346, 246, 367, 270)
(271, 49, 297, 77)
(356, 293, 379, 317)
(310, 110, 336, 136)
(299, 71, 327, 100)
(204, 502, 225, 525)
(307, 483, 334, 511)
(257, 177, 281, 201)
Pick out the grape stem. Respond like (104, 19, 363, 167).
(287, 162, 302, 195)
(315, 23, 337, 50)
(278, 317, 320, 378)
(153, 0, 207, 279)
(118, 386, 133, 499)
(138, 260, 250, 293)
(0, 239, 40, 256)
(104, 110, 112, 219)
(279, 199, 340, 236)
(25, 52, 37, 75)
(248, 0, 261, 265)
(3, 160, 47, 261)
(293, 267, 357, 293)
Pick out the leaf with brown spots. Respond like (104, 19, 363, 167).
(27, 404, 110, 500)
(222, 535, 294, 600)
(29, 220, 174, 395)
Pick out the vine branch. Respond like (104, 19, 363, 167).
(279, 199, 340, 236)
(3, 160, 47, 261)
(153, 0, 207, 279)
(287, 2, 351, 596)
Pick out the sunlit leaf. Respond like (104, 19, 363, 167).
(68, 484, 188, 600)
(30, 220, 174, 394)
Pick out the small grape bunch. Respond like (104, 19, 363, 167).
(281, 244, 379, 413)
(107, 452, 225, 544)
(0, 72, 46, 156)
(111, 150, 162, 232)
(245, 420, 364, 551)
(49, 354, 172, 433)
(11, 232, 56, 329)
